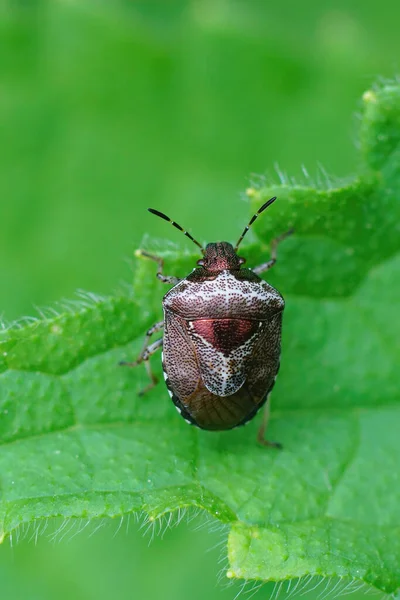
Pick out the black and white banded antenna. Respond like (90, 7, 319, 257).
(234, 196, 277, 251)
(148, 208, 205, 254)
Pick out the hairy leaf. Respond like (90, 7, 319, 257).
(1, 82, 399, 595)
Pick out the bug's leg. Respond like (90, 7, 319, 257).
(120, 320, 164, 367)
(252, 228, 294, 275)
(120, 321, 164, 367)
(257, 400, 282, 449)
(138, 340, 163, 396)
(119, 320, 164, 395)
(136, 250, 181, 285)
(120, 337, 163, 396)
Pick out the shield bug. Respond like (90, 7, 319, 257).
(120, 197, 293, 447)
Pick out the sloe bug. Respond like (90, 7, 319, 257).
(120, 197, 293, 447)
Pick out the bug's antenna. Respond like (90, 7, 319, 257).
(234, 196, 277, 251)
(148, 208, 205, 254)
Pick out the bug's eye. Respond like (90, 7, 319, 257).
(238, 257, 246, 265)
(197, 259, 204, 266)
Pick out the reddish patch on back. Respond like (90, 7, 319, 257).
(191, 318, 259, 355)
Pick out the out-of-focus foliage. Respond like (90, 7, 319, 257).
(1, 2, 400, 600)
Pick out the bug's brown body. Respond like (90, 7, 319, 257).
(120, 198, 292, 446)
(162, 260, 284, 430)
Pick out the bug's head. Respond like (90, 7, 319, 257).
(196, 242, 245, 272)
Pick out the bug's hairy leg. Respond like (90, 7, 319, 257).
(119, 320, 164, 395)
(120, 320, 164, 366)
(252, 228, 294, 275)
(136, 250, 181, 284)
(120, 336, 163, 396)
(139, 346, 163, 396)
(257, 401, 282, 449)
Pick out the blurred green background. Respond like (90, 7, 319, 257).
(0, 1, 398, 598)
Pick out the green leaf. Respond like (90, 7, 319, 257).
(1, 81, 400, 596)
